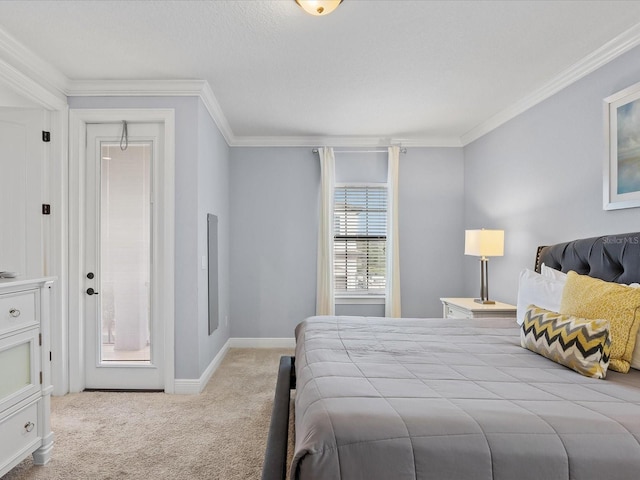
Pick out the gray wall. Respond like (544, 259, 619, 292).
(400, 148, 465, 317)
(229, 146, 464, 338)
(196, 101, 230, 374)
(463, 44, 640, 305)
(229, 147, 319, 338)
(68, 96, 231, 380)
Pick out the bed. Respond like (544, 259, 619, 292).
(262, 232, 640, 480)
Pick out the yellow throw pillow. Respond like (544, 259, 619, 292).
(560, 271, 640, 373)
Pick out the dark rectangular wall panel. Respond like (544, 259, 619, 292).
(208, 213, 219, 334)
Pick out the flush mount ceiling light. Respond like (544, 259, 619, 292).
(295, 0, 343, 16)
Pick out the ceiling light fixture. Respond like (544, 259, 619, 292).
(295, 0, 343, 16)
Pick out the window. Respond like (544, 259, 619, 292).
(334, 185, 387, 296)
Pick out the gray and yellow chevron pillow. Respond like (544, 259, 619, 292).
(521, 305, 611, 379)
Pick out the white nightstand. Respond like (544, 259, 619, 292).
(440, 297, 516, 320)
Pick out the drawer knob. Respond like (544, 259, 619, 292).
(24, 421, 35, 432)
(9, 308, 21, 318)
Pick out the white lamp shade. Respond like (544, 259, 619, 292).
(295, 0, 343, 16)
(465, 229, 504, 257)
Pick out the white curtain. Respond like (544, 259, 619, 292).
(316, 147, 335, 315)
(386, 146, 401, 317)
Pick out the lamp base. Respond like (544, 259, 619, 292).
(474, 299, 495, 305)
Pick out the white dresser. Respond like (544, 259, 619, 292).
(0, 277, 55, 477)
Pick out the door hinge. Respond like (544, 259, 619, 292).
(50, 351, 52, 362)
(42, 131, 51, 142)
(42, 204, 51, 215)
(39, 333, 42, 346)
(39, 371, 43, 384)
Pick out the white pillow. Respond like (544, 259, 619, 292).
(516, 269, 565, 325)
(541, 263, 568, 283)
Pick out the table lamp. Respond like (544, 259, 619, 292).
(465, 229, 504, 304)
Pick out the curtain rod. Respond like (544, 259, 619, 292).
(312, 148, 407, 154)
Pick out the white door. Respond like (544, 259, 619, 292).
(84, 122, 164, 390)
(0, 108, 46, 277)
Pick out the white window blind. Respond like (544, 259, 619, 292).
(334, 185, 387, 295)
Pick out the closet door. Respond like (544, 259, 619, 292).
(0, 108, 46, 277)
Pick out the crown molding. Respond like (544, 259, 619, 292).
(0, 57, 66, 110)
(67, 79, 236, 145)
(66, 78, 209, 97)
(0, 27, 68, 109)
(2, 20, 640, 147)
(198, 81, 235, 146)
(229, 134, 462, 148)
(393, 137, 463, 148)
(461, 22, 640, 146)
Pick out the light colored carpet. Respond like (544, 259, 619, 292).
(2, 348, 295, 480)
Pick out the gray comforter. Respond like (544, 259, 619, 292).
(292, 316, 640, 480)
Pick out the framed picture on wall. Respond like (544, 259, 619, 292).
(604, 82, 640, 210)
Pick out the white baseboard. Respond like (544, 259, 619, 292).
(172, 337, 295, 394)
(228, 337, 295, 348)
(173, 339, 231, 395)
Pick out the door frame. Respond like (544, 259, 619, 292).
(69, 109, 175, 393)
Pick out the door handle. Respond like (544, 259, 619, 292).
(86, 288, 99, 295)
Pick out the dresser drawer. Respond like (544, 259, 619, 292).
(0, 328, 41, 412)
(445, 304, 470, 319)
(0, 399, 40, 469)
(0, 290, 38, 335)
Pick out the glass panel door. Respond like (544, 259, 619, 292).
(84, 122, 163, 390)
(99, 142, 152, 364)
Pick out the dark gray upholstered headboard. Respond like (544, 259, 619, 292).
(535, 232, 640, 284)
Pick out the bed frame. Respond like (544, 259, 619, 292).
(262, 355, 295, 480)
(262, 231, 640, 480)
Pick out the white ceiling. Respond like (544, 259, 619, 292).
(1, 0, 640, 146)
